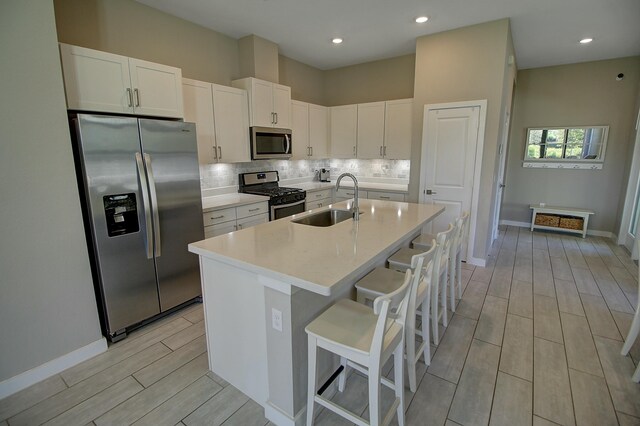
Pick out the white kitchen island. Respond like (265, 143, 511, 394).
(188, 199, 444, 426)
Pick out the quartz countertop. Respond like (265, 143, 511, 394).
(202, 193, 269, 212)
(189, 199, 444, 295)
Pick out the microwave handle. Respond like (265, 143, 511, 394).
(284, 134, 291, 155)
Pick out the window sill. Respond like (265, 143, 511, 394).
(522, 162, 603, 170)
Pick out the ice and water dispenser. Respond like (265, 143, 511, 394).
(103, 193, 139, 237)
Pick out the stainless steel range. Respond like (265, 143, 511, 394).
(238, 171, 306, 220)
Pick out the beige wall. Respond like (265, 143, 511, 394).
(502, 57, 640, 233)
(0, 0, 102, 383)
(324, 54, 415, 106)
(411, 19, 512, 261)
(279, 55, 326, 105)
(239, 35, 280, 84)
(53, 0, 240, 85)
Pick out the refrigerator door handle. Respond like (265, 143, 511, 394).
(144, 153, 162, 257)
(135, 152, 153, 259)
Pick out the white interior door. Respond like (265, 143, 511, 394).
(421, 105, 481, 259)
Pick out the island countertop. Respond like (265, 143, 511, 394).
(189, 199, 444, 296)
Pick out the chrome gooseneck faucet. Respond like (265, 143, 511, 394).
(335, 173, 359, 221)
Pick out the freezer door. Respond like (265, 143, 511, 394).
(139, 119, 204, 311)
(73, 114, 161, 333)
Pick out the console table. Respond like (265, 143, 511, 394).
(529, 205, 594, 238)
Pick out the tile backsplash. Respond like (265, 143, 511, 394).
(200, 158, 410, 189)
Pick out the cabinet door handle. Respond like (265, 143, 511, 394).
(134, 89, 140, 107)
(126, 88, 133, 107)
(353, 146, 356, 156)
(379, 196, 390, 199)
(379, 146, 383, 156)
(211, 215, 225, 220)
(213, 146, 218, 160)
(275, 112, 278, 124)
(218, 146, 222, 159)
(271, 112, 275, 124)
(310, 146, 313, 156)
(248, 208, 260, 212)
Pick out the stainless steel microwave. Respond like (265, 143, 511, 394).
(251, 127, 292, 160)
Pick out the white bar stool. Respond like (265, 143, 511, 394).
(388, 224, 454, 343)
(448, 212, 470, 311)
(355, 244, 436, 392)
(305, 270, 413, 426)
(621, 239, 640, 383)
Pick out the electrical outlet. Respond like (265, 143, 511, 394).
(272, 308, 283, 332)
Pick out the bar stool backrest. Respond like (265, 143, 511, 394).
(371, 269, 412, 361)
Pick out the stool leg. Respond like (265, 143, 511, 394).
(421, 295, 431, 366)
(394, 342, 405, 426)
(449, 255, 456, 313)
(368, 364, 382, 426)
(633, 364, 640, 383)
(621, 309, 640, 356)
(338, 356, 348, 392)
(306, 337, 317, 426)
(456, 252, 463, 300)
(406, 315, 417, 393)
(441, 267, 449, 327)
(431, 285, 439, 346)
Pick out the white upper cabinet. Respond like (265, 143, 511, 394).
(291, 101, 329, 159)
(183, 78, 216, 164)
(232, 77, 291, 128)
(356, 102, 386, 159)
(128, 58, 183, 118)
(384, 99, 412, 159)
(330, 104, 358, 159)
(308, 104, 329, 159)
(182, 78, 250, 164)
(59, 44, 183, 118)
(212, 84, 251, 163)
(291, 100, 310, 160)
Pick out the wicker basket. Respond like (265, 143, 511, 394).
(559, 216, 584, 230)
(535, 214, 560, 227)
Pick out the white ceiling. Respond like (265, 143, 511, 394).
(136, 0, 640, 70)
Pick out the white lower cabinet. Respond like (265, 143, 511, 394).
(367, 191, 406, 202)
(203, 201, 268, 238)
(306, 188, 334, 209)
(335, 188, 368, 202)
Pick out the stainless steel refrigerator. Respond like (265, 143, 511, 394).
(70, 113, 204, 342)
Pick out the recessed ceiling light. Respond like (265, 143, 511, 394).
(579, 38, 593, 44)
(332, 38, 343, 44)
(415, 16, 429, 23)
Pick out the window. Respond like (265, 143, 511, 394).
(523, 126, 608, 169)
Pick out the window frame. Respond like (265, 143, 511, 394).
(522, 125, 609, 170)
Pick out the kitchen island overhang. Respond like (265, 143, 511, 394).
(188, 200, 445, 426)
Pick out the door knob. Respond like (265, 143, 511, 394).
(426, 189, 437, 195)
(499, 184, 506, 188)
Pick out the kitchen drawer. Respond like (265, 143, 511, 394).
(368, 191, 405, 202)
(203, 207, 237, 226)
(307, 189, 332, 201)
(237, 213, 269, 229)
(307, 198, 332, 210)
(237, 202, 269, 219)
(205, 221, 237, 238)
(335, 188, 367, 199)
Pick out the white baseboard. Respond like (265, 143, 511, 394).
(499, 220, 614, 239)
(0, 337, 107, 399)
(468, 256, 486, 267)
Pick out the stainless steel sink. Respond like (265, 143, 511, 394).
(291, 209, 361, 227)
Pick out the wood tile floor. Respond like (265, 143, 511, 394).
(1, 226, 639, 426)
